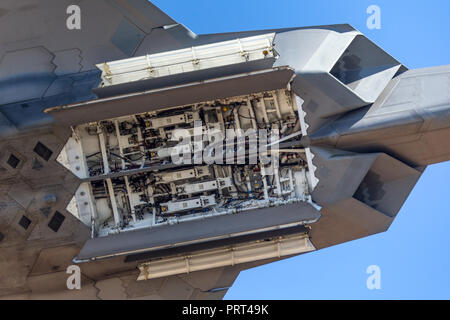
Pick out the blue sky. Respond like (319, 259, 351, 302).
(152, 0, 450, 299)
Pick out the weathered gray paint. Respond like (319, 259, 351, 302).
(0, 0, 449, 300)
(47, 67, 295, 126)
(307, 65, 450, 167)
(76, 202, 320, 261)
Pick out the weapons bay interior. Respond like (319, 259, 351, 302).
(59, 89, 314, 237)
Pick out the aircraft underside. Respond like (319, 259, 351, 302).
(0, 0, 449, 300)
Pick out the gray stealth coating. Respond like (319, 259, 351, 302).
(77, 202, 320, 261)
